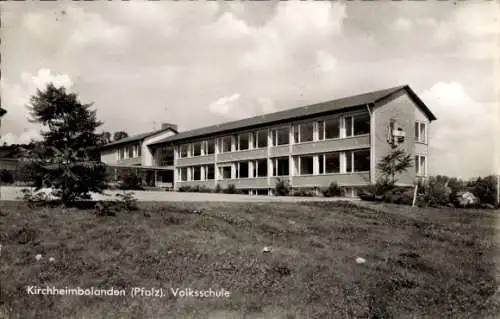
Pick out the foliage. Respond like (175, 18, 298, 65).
(214, 184, 222, 193)
(274, 178, 291, 196)
(94, 192, 138, 216)
(223, 184, 240, 194)
(383, 187, 413, 205)
(419, 176, 452, 207)
(97, 131, 112, 145)
(292, 188, 316, 197)
(376, 149, 413, 185)
(0, 169, 14, 184)
(470, 175, 498, 206)
(178, 185, 212, 193)
(118, 172, 144, 190)
(24, 83, 108, 205)
(113, 131, 129, 141)
(321, 182, 342, 197)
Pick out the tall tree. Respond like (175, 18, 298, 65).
(113, 131, 128, 141)
(377, 148, 413, 185)
(97, 131, 112, 145)
(25, 83, 107, 205)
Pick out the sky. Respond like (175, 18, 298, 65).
(1, 1, 499, 178)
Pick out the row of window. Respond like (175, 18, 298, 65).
(178, 114, 371, 158)
(177, 149, 371, 182)
(118, 144, 141, 160)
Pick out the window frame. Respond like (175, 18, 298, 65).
(271, 127, 290, 146)
(415, 154, 427, 176)
(415, 121, 427, 144)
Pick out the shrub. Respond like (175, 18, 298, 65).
(383, 187, 413, 205)
(95, 192, 138, 215)
(274, 178, 291, 196)
(470, 176, 498, 206)
(321, 182, 342, 197)
(421, 177, 452, 207)
(359, 179, 396, 202)
(214, 184, 222, 193)
(178, 185, 193, 192)
(293, 188, 316, 197)
(0, 169, 14, 184)
(115, 191, 139, 211)
(118, 172, 144, 190)
(223, 184, 238, 194)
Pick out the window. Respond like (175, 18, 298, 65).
(137, 145, 142, 157)
(324, 152, 340, 174)
(157, 146, 174, 166)
(345, 114, 370, 137)
(179, 167, 188, 181)
(220, 166, 232, 179)
(346, 149, 370, 173)
(325, 118, 340, 139)
(353, 114, 370, 135)
(299, 156, 314, 175)
(220, 136, 232, 153)
(253, 130, 268, 148)
(317, 121, 324, 141)
(180, 145, 189, 158)
(192, 166, 202, 181)
(272, 157, 289, 176)
(206, 140, 215, 154)
(237, 162, 249, 178)
(193, 142, 202, 156)
(295, 122, 314, 143)
(415, 155, 427, 176)
(415, 122, 427, 143)
(128, 146, 134, 159)
(253, 159, 268, 177)
(272, 127, 289, 146)
(119, 148, 125, 160)
(238, 133, 249, 151)
(205, 164, 215, 180)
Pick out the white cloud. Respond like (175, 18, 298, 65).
(0, 129, 41, 145)
(393, 18, 413, 31)
(420, 82, 497, 177)
(209, 93, 241, 116)
(238, 1, 347, 71)
(203, 12, 251, 40)
(315, 50, 337, 73)
(257, 97, 276, 113)
(22, 68, 74, 90)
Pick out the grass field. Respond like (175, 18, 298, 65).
(0, 200, 499, 318)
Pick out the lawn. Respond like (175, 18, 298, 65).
(0, 200, 499, 318)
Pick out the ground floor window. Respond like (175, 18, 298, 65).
(415, 154, 426, 176)
(346, 149, 370, 173)
(179, 167, 188, 181)
(296, 155, 314, 175)
(219, 166, 232, 179)
(272, 157, 289, 176)
(192, 166, 202, 181)
(253, 159, 268, 177)
(204, 164, 215, 180)
(237, 162, 249, 178)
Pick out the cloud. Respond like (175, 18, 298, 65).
(257, 98, 276, 113)
(22, 68, 74, 90)
(209, 93, 241, 116)
(420, 82, 497, 178)
(392, 18, 413, 31)
(238, 1, 347, 71)
(0, 129, 41, 145)
(315, 50, 338, 73)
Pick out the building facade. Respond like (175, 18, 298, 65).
(98, 85, 436, 195)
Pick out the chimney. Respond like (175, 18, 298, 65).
(161, 123, 178, 131)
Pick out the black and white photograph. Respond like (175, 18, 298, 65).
(0, 1, 499, 318)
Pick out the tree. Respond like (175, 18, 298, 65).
(113, 131, 128, 141)
(376, 148, 413, 185)
(25, 83, 108, 205)
(97, 131, 112, 145)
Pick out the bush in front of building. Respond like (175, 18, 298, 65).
(470, 175, 498, 207)
(274, 178, 291, 196)
(223, 184, 243, 194)
(292, 188, 316, 197)
(118, 172, 144, 191)
(321, 182, 342, 197)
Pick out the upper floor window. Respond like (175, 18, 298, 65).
(206, 140, 215, 154)
(318, 118, 340, 140)
(192, 142, 202, 157)
(415, 122, 427, 143)
(180, 144, 189, 158)
(252, 130, 268, 149)
(220, 136, 232, 153)
(345, 114, 370, 137)
(237, 133, 250, 151)
(415, 154, 426, 176)
(271, 127, 289, 146)
(293, 122, 314, 143)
